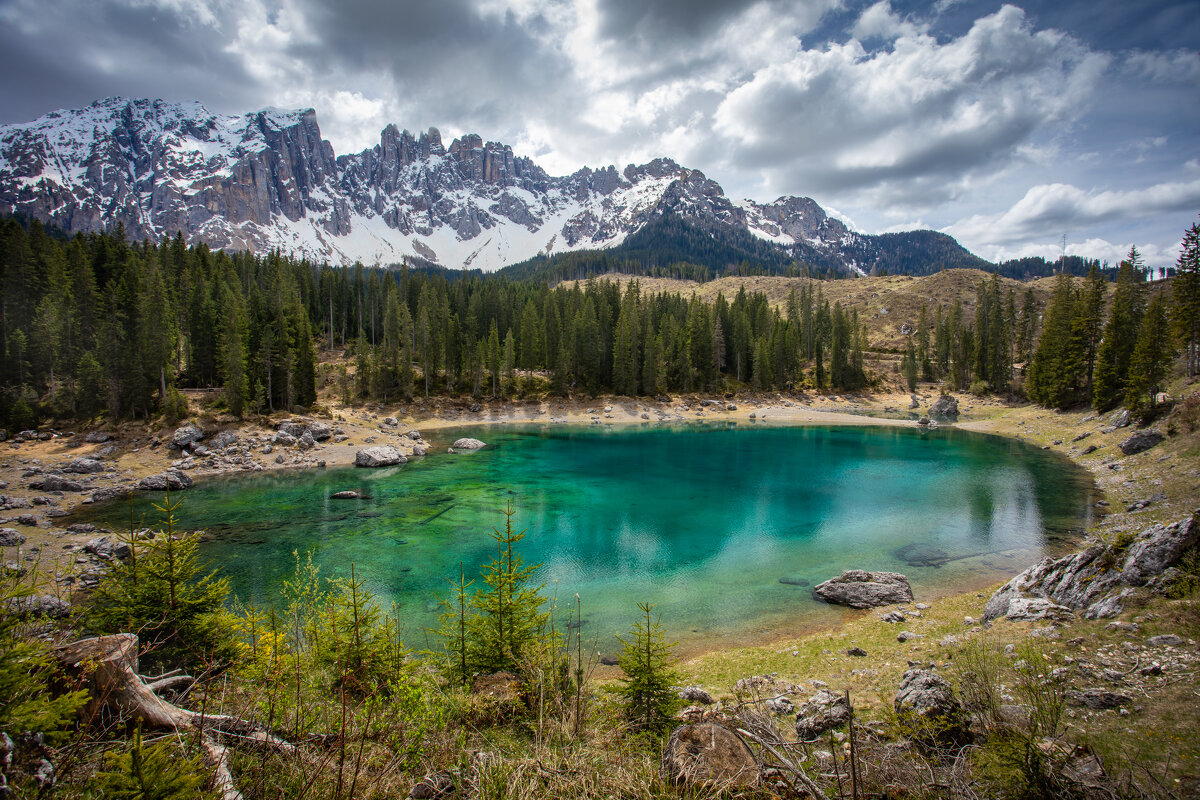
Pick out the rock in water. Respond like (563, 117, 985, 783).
(661, 723, 758, 789)
(330, 490, 364, 499)
(354, 446, 406, 468)
(813, 570, 914, 608)
(448, 438, 486, 452)
(1118, 430, 1163, 455)
(894, 668, 968, 745)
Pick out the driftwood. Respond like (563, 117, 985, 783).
(55, 633, 299, 799)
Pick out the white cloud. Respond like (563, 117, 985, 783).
(711, 5, 1109, 207)
(944, 176, 1200, 247)
(851, 1, 927, 41)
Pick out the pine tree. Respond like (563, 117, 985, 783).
(1093, 254, 1145, 410)
(614, 602, 679, 735)
(1124, 293, 1173, 421)
(85, 493, 236, 671)
(1173, 219, 1200, 377)
(1027, 274, 1079, 408)
(467, 501, 550, 675)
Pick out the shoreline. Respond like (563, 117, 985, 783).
(5, 388, 1162, 667)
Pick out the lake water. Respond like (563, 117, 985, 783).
(82, 423, 1095, 655)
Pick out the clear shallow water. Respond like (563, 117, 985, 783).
(81, 423, 1094, 654)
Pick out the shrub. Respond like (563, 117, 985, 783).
(162, 387, 189, 423)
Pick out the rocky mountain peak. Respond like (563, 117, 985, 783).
(0, 98, 984, 274)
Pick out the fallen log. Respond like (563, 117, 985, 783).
(55, 633, 310, 798)
(54, 633, 294, 751)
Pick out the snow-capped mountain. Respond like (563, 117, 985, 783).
(0, 98, 981, 274)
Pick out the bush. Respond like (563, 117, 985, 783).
(162, 387, 189, 423)
(969, 379, 990, 397)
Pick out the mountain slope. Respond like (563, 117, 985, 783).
(0, 97, 989, 275)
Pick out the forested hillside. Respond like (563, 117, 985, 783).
(2, 214, 1197, 431)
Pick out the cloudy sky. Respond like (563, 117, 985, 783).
(1, 0, 1197, 268)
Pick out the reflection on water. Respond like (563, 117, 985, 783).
(78, 423, 1095, 651)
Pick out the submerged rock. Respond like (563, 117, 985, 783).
(813, 570, 914, 608)
(448, 438, 486, 452)
(894, 542, 951, 567)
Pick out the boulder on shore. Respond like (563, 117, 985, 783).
(894, 668, 969, 745)
(64, 457, 105, 474)
(354, 446, 406, 468)
(1118, 429, 1163, 456)
(137, 471, 193, 491)
(170, 425, 203, 449)
(448, 438, 486, 452)
(813, 570, 914, 608)
(929, 394, 959, 419)
(0, 528, 27, 547)
(795, 689, 851, 740)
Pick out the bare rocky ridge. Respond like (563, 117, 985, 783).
(0, 97, 980, 274)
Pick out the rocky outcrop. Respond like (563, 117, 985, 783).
(894, 668, 969, 745)
(354, 446, 406, 468)
(984, 515, 1199, 621)
(813, 570, 914, 608)
(661, 723, 758, 789)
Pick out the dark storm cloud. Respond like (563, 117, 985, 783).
(0, 0, 259, 123)
(596, 0, 753, 42)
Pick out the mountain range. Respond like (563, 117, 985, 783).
(0, 97, 990, 275)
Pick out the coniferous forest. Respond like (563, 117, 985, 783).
(2, 215, 1199, 431)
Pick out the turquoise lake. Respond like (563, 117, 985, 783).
(83, 423, 1095, 655)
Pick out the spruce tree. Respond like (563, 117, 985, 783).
(614, 602, 679, 735)
(1173, 219, 1200, 376)
(467, 501, 550, 675)
(1093, 254, 1145, 410)
(1124, 293, 1173, 420)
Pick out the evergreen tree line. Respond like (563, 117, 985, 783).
(0, 219, 317, 429)
(0, 219, 879, 429)
(899, 273, 1035, 397)
(1027, 232, 1200, 417)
